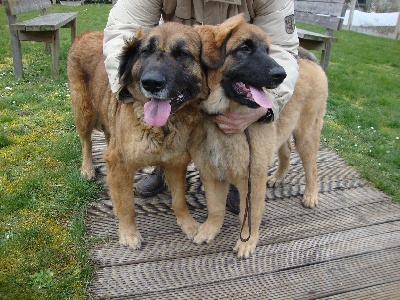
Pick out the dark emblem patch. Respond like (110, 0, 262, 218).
(285, 14, 295, 34)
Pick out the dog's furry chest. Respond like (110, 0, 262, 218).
(118, 102, 202, 166)
(124, 126, 191, 166)
(203, 122, 250, 182)
(190, 120, 276, 183)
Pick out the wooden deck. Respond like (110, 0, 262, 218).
(86, 131, 400, 299)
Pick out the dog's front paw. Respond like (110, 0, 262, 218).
(266, 175, 282, 188)
(303, 192, 318, 208)
(118, 229, 144, 250)
(233, 235, 259, 258)
(193, 221, 221, 244)
(177, 217, 200, 240)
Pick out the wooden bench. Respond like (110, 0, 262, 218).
(294, 0, 347, 72)
(3, 0, 78, 78)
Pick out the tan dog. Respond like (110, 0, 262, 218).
(67, 24, 208, 249)
(186, 15, 328, 258)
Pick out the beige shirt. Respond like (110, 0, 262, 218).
(103, 0, 299, 119)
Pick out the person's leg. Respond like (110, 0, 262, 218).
(135, 166, 167, 197)
(226, 184, 240, 214)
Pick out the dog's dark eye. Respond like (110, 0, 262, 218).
(238, 44, 251, 53)
(140, 48, 151, 57)
(173, 49, 192, 59)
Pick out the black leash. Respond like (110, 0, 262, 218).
(240, 128, 252, 242)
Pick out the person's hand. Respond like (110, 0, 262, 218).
(214, 106, 269, 134)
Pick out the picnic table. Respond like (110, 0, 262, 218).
(3, 0, 77, 78)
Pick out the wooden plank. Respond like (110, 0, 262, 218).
(67, 18, 77, 43)
(3, 0, 50, 16)
(89, 219, 400, 267)
(18, 31, 53, 42)
(295, 11, 343, 30)
(132, 248, 400, 300)
(88, 242, 400, 298)
(50, 30, 59, 78)
(297, 28, 338, 42)
(85, 142, 388, 228)
(10, 13, 78, 31)
(87, 191, 400, 259)
(320, 281, 400, 299)
(271, 156, 362, 183)
(295, 0, 345, 16)
(85, 174, 380, 227)
(300, 40, 326, 51)
(320, 37, 332, 70)
(295, 0, 346, 3)
(299, 40, 325, 51)
(7, 15, 23, 78)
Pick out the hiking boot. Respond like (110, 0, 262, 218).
(135, 167, 167, 197)
(226, 184, 240, 214)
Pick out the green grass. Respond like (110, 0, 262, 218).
(296, 22, 400, 201)
(0, 4, 399, 299)
(306, 25, 399, 201)
(0, 4, 110, 300)
(326, 38, 400, 199)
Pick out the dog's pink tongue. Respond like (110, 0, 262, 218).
(144, 98, 171, 126)
(249, 86, 272, 108)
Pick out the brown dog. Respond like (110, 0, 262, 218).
(67, 23, 208, 249)
(186, 15, 328, 258)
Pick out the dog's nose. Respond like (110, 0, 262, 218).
(141, 73, 166, 93)
(270, 66, 287, 84)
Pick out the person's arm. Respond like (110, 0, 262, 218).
(252, 0, 299, 119)
(103, 0, 163, 95)
(215, 0, 299, 134)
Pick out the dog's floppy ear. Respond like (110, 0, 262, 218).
(196, 25, 230, 70)
(196, 14, 245, 69)
(117, 29, 144, 103)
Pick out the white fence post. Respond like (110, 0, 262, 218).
(346, 0, 357, 30)
(395, 13, 400, 40)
